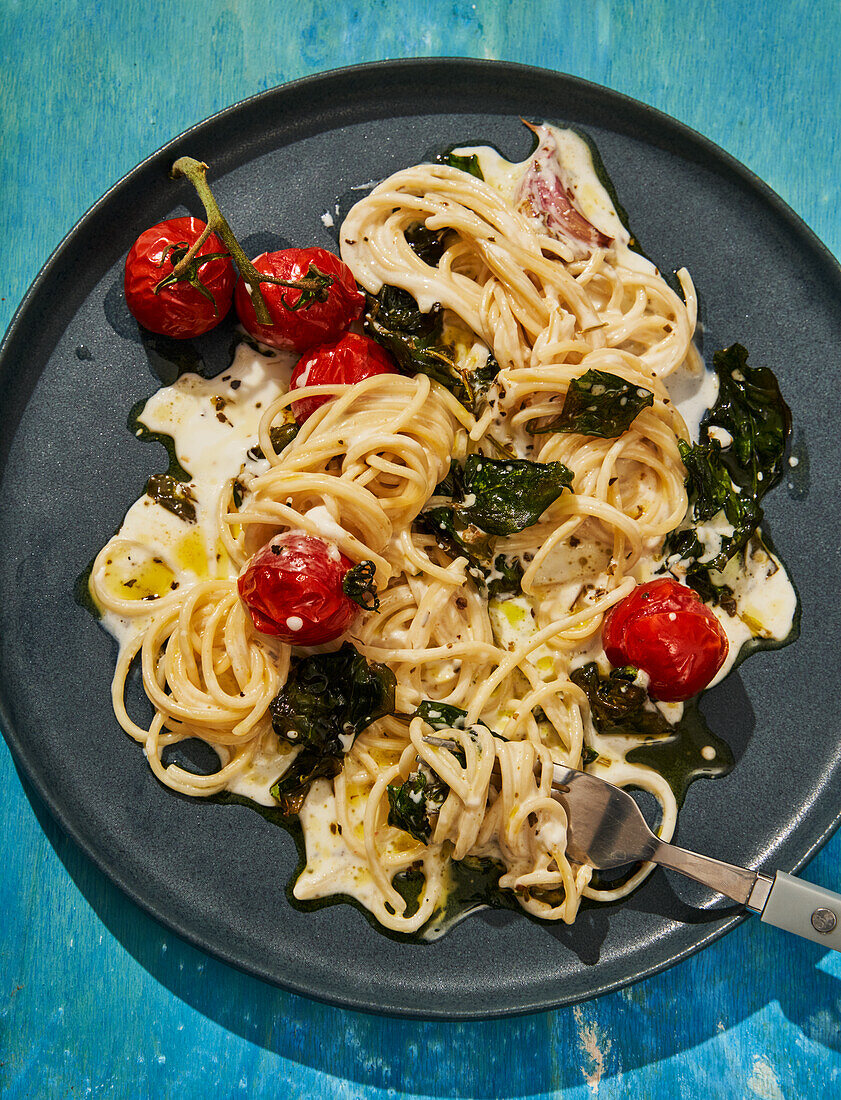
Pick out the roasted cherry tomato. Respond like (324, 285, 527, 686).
(602, 578, 729, 702)
(237, 532, 358, 645)
(288, 332, 398, 424)
(124, 217, 236, 338)
(234, 246, 364, 352)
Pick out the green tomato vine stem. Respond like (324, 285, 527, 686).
(167, 157, 334, 326)
(168, 157, 273, 324)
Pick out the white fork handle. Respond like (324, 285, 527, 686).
(759, 872, 841, 951)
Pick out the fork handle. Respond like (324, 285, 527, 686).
(654, 842, 841, 952)
(653, 839, 760, 907)
(758, 872, 841, 951)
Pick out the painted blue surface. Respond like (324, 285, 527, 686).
(2, 1, 840, 1095)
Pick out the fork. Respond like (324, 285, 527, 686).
(552, 765, 841, 951)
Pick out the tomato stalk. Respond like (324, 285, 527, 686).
(155, 241, 232, 313)
(167, 157, 334, 325)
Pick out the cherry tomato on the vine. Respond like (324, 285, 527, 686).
(124, 217, 236, 338)
(234, 246, 364, 352)
(602, 578, 729, 702)
(289, 332, 398, 424)
(238, 532, 359, 645)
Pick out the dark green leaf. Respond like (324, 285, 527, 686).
(270, 423, 300, 453)
(415, 700, 474, 731)
(145, 473, 197, 523)
(247, 422, 299, 461)
(580, 744, 599, 768)
(458, 455, 574, 535)
(415, 457, 570, 585)
(387, 698, 499, 843)
(413, 700, 501, 744)
(268, 644, 396, 815)
(705, 343, 791, 494)
(663, 344, 790, 581)
(529, 369, 654, 438)
(404, 222, 449, 265)
(682, 569, 738, 616)
(365, 286, 468, 396)
(342, 560, 380, 611)
(486, 554, 524, 600)
(433, 149, 485, 180)
(270, 749, 343, 816)
(363, 220, 499, 414)
(570, 663, 664, 737)
(387, 763, 448, 843)
(270, 643, 396, 756)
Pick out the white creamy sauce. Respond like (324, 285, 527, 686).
(536, 816, 568, 853)
(707, 425, 733, 448)
(98, 345, 295, 648)
(226, 738, 298, 806)
(141, 343, 295, 478)
(304, 504, 350, 545)
(293, 779, 385, 911)
(709, 539, 798, 684)
(664, 357, 720, 443)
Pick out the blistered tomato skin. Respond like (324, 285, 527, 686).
(234, 247, 364, 352)
(124, 217, 236, 338)
(602, 578, 729, 702)
(289, 333, 398, 424)
(238, 533, 358, 645)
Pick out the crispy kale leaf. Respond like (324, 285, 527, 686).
(341, 560, 380, 611)
(269, 644, 396, 814)
(710, 343, 791, 490)
(270, 749, 346, 817)
(387, 762, 448, 843)
(415, 506, 495, 572)
(247, 422, 300, 461)
(457, 456, 574, 535)
(664, 344, 791, 584)
(433, 148, 485, 180)
(363, 223, 499, 412)
(414, 699, 488, 732)
(417, 455, 573, 564)
(145, 474, 197, 523)
(414, 699, 501, 746)
(416, 457, 571, 591)
(404, 222, 449, 265)
(529, 369, 654, 438)
(570, 662, 668, 738)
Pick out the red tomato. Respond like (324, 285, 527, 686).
(237, 532, 358, 645)
(234, 247, 364, 352)
(602, 578, 729, 702)
(124, 217, 236, 338)
(289, 333, 398, 424)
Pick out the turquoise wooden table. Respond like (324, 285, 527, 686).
(2, 2, 841, 1096)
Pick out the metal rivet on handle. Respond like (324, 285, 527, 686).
(811, 908, 837, 934)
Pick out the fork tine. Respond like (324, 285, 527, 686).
(550, 765, 659, 868)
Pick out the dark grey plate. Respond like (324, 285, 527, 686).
(0, 59, 839, 1019)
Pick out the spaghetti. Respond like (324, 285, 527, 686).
(89, 124, 796, 936)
